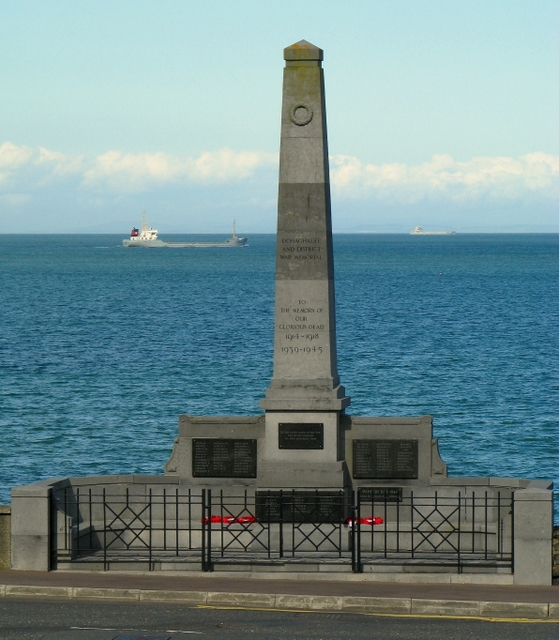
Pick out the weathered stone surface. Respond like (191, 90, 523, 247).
(479, 600, 549, 619)
(274, 594, 343, 611)
(513, 488, 553, 586)
(5, 585, 72, 598)
(258, 461, 347, 490)
(72, 587, 141, 601)
(342, 596, 412, 614)
(207, 591, 276, 608)
(139, 590, 208, 604)
(346, 416, 447, 484)
(164, 414, 265, 483)
(261, 40, 349, 413)
(411, 598, 480, 616)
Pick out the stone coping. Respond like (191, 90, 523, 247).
(10, 475, 552, 495)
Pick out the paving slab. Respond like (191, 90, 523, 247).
(0, 569, 558, 620)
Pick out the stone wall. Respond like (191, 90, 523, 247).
(10, 476, 554, 584)
(0, 506, 11, 569)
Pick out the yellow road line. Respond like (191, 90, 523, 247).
(196, 604, 559, 624)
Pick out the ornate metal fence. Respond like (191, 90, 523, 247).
(353, 489, 513, 573)
(50, 486, 513, 573)
(51, 486, 206, 570)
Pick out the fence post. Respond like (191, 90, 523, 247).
(103, 488, 108, 571)
(201, 489, 207, 571)
(279, 490, 284, 558)
(350, 496, 356, 572)
(207, 489, 212, 571)
(351, 490, 362, 573)
(148, 488, 153, 571)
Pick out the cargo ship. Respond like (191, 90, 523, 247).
(410, 226, 455, 236)
(123, 214, 248, 248)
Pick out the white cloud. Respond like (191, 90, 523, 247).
(0, 142, 85, 189)
(188, 148, 276, 181)
(0, 142, 34, 185)
(0, 142, 278, 193)
(82, 150, 184, 191)
(0, 141, 33, 167)
(1, 142, 557, 209)
(330, 153, 559, 203)
(82, 148, 277, 191)
(0, 193, 31, 206)
(36, 147, 85, 178)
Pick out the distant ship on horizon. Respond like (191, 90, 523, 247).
(410, 226, 456, 236)
(123, 214, 248, 248)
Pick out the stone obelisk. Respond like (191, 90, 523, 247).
(260, 40, 350, 488)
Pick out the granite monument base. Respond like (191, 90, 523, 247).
(164, 413, 446, 491)
(164, 415, 265, 488)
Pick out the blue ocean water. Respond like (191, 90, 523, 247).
(1, 234, 558, 516)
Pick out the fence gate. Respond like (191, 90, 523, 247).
(202, 490, 349, 571)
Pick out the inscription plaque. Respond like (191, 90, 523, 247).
(353, 440, 418, 479)
(278, 423, 324, 449)
(255, 490, 343, 523)
(359, 487, 403, 503)
(192, 439, 257, 478)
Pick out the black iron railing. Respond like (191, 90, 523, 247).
(50, 486, 513, 573)
(354, 489, 513, 573)
(51, 486, 206, 570)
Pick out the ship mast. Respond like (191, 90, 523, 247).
(232, 219, 237, 240)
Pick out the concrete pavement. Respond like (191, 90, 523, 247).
(1, 570, 559, 620)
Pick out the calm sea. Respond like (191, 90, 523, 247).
(1, 233, 558, 516)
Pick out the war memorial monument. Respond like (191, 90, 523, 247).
(11, 41, 553, 585)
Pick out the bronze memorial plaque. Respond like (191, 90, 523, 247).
(353, 440, 418, 479)
(278, 423, 324, 449)
(192, 439, 257, 478)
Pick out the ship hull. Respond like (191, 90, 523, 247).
(410, 231, 455, 236)
(122, 239, 167, 247)
(123, 238, 248, 248)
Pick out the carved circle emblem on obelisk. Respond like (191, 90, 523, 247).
(289, 103, 313, 126)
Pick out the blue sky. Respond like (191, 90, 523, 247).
(1, 0, 557, 233)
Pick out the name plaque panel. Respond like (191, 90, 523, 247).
(192, 439, 257, 478)
(353, 440, 418, 479)
(255, 491, 343, 523)
(278, 423, 324, 449)
(359, 487, 403, 503)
